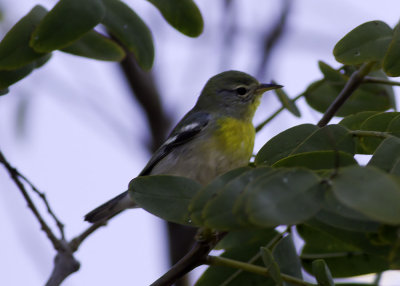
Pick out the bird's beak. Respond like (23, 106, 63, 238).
(256, 83, 283, 93)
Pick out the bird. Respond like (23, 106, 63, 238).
(84, 70, 282, 223)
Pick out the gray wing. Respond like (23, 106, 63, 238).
(139, 111, 210, 176)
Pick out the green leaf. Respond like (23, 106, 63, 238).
(305, 71, 394, 117)
(148, 0, 203, 37)
(318, 61, 346, 83)
(383, 24, 400, 76)
(333, 21, 393, 65)
(359, 112, 399, 153)
(202, 167, 277, 229)
(189, 167, 250, 226)
(255, 124, 318, 166)
(30, 0, 105, 52)
(244, 168, 323, 227)
(0, 5, 48, 70)
(298, 224, 390, 277)
(0, 53, 51, 89)
(339, 111, 378, 130)
(129, 175, 201, 225)
(331, 165, 400, 224)
(260, 247, 283, 286)
(101, 0, 154, 70)
(273, 87, 301, 117)
(272, 234, 303, 282)
(272, 151, 357, 171)
(312, 259, 335, 286)
(216, 228, 278, 250)
(61, 30, 125, 61)
(0, 88, 9, 95)
(368, 136, 400, 173)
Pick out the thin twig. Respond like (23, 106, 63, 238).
(207, 255, 315, 286)
(350, 130, 391, 139)
(0, 151, 63, 250)
(17, 172, 65, 240)
(317, 62, 375, 127)
(69, 221, 107, 251)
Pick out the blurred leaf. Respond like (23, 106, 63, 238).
(260, 247, 283, 286)
(61, 29, 125, 61)
(305, 70, 394, 117)
(368, 137, 400, 173)
(0, 88, 9, 95)
(255, 124, 318, 166)
(101, 0, 154, 70)
(312, 259, 334, 286)
(333, 21, 393, 65)
(202, 167, 277, 229)
(129, 175, 201, 225)
(318, 61, 347, 83)
(383, 24, 400, 76)
(0, 53, 51, 89)
(0, 5, 48, 69)
(272, 234, 303, 283)
(30, 0, 105, 52)
(298, 224, 390, 277)
(272, 150, 357, 171)
(244, 169, 323, 227)
(273, 87, 301, 117)
(189, 167, 250, 226)
(359, 112, 399, 153)
(331, 165, 400, 224)
(217, 228, 278, 250)
(339, 111, 378, 130)
(148, 0, 203, 37)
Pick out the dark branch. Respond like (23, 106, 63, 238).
(317, 62, 375, 127)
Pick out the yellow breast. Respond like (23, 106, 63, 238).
(213, 117, 255, 161)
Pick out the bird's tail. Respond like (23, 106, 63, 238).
(84, 191, 136, 223)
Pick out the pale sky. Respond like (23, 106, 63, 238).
(1, 0, 400, 285)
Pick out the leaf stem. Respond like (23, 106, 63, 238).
(318, 62, 375, 127)
(207, 255, 315, 286)
(350, 130, 391, 138)
(256, 93, 304, 132)
(363, 76, 400, 86)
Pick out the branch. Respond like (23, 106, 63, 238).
(0, 150, 62, 250)
(150, 231, 226, 286)
(363, 76, 400, 87)
(206, 255, 315, 286)
(317, 62, 375, 127)
(350, 130, 391, 139)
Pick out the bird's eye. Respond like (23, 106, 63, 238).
(236, 87, 248, 96)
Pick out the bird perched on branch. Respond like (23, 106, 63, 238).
(84, 70, 282, 223)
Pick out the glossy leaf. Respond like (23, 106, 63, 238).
(368, 136, 400, 173)
(189, 167, 250, 226)
(383, 24, 400, 76)
(30, 0, 105, 52)
(260, 247, 283, 286)
(333, 21, 393, 65)
(339, 111, 378, 130)
(61, 30, 125, 61)
(331, 165, 400, 224)
(255, 124, 318, 166)
(273, 87, 300, 117)
(0, 54, 51, 89)
(101, 0, 154, 70)
(202, 167, 276, 229)
(216, 228, 278, 250)
(148, 0, 203, 37)
(312, 259, 334, 286)
(0, 5, 47, 69)
(129, 175, 201, 225)
(245, 169, 323, 227)
(359, 112, 399, 153)
(272, 150, 357, 171)
(318, 61, 346, 83)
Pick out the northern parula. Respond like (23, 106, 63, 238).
(84, 70, 282, 223)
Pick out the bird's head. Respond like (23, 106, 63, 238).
(196, 70, 282, 121)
